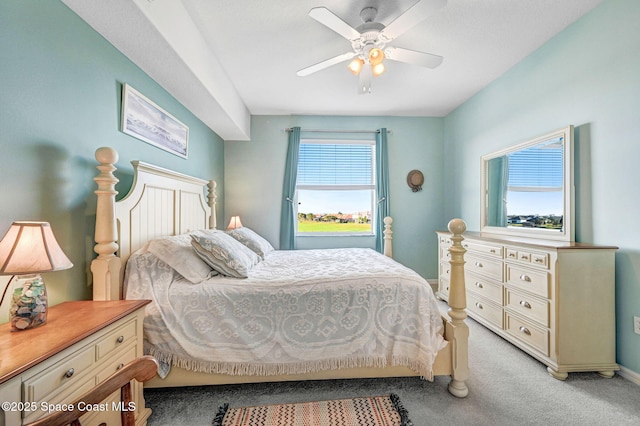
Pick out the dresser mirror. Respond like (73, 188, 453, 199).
(481, 125, 574, 241)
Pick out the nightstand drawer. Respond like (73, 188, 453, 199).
(96, 318, 138, 360)
(505, 287, 549, 327)
(96, 345, 137, 383)
(505, 312, 549, 356)
(24, 345, 95, 403)
(505, 264, 549, 298)
(23, 375, 96, 424)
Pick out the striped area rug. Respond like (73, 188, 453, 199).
(213, 394, 413, 426)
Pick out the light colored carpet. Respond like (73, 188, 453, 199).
(144, 302, 640, 425)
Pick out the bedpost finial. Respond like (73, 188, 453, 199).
(95, 147, 119, 165)
(448, 218, 466, 235)
(383, 216, 393, 225)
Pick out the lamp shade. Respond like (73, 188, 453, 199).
(227, 216, 243, 230)
(0, 221, 73, 275)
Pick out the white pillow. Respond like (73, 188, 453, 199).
(147, 234, 216, 283)
(226, 227, 274, 259)
(190, 230, 261, 278)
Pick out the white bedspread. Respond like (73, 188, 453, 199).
(125, 248, 446, 380)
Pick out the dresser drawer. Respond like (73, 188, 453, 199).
(438, 277, 450, 299)
(24, 344, 95, 403)
(505, 264, 550, 298)
(466, 255, 503, 281)
(462, 241, 503, 258)
(439, 261, 451, 282)
(467, 292, 503, 328)
(505, 287, 549, 327)
(438, 235, 452, 246)
(505, 247, 549, 269)
(505, 312, 549, 356)
(466, 271, 503, 305)
(439, 245, 452, 262)
(96, 318, 138, 360)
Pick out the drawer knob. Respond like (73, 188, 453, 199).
(475, 262, 483, 268)
(534, 257, 544, 263)
(519, 326, 531, 336)
(64, 368, 75, 378)
(475, 282, 484, 289)
(520, 274, 532, 282)
(117, 363, 125, 370)
(116, 335, 125, 343)
(463, 244, 469, 248)
(519, 300, 532, 309)
(509, 253, 516, 258)
(490, 249, 496, 253)
(475, 302, 483, 309)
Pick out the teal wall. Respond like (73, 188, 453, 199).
(225, 115, 444, 279)
(444, 0, 640, 374)
(0, 1, 224, 321)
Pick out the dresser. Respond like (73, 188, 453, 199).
(436, 231, 618, 380)
(0, 300, 151, 425)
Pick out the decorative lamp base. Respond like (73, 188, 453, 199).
(9, 274, 47, 331)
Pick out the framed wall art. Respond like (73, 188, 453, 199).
(121, 84, 189, 158)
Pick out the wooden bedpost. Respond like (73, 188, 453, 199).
(446, 218, 469, 397)
(208, 180, 217, 230)
(383, 216, 393, 258)
(91, 147, 121, 301)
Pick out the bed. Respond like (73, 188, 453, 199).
(90, 147, 470, 397)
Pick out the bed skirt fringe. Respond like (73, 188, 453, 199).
(145, 343, 435, 381)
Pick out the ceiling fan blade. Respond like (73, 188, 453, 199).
(297, 52, 356, 77)
(308, 7, 361, 41)
(380, 0, 447, 41)
(384, 46, 443, 69)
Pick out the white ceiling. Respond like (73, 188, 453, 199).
(63, 0, 603, 140)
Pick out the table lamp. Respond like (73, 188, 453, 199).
(0, 221, 73, 331)
(227, 215, 243, 230)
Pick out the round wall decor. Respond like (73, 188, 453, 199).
(407, 170, 424, 192)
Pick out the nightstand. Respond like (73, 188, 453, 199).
(0, 300, 151, 425)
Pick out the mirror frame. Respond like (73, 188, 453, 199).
(480, 125, 574, 242)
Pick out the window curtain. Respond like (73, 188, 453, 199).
(279, 127, 301, 250)
(375, 128, 390, 253)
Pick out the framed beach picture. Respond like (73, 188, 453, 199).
(121, 84, 189, 158)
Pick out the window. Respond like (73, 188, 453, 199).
(506, 136, 564, 219)
(296, 139, 375, 235)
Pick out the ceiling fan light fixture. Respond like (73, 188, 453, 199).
(368, 47, 385, 65)
(372, 62, 385, 77)
(347, 58, 365, 75)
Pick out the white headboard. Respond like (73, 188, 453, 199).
(91, 147, 216, 300)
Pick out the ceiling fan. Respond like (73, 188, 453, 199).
(297, 0, 446, 94)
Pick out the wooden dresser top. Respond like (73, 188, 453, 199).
(0, 300, 150, 384)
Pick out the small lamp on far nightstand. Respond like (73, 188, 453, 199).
(0, 221, 73, 331)
(227, 215, 243, 230)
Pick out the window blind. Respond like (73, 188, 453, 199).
(297, 143, 374, 185)
(508, 138, 564, 191)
